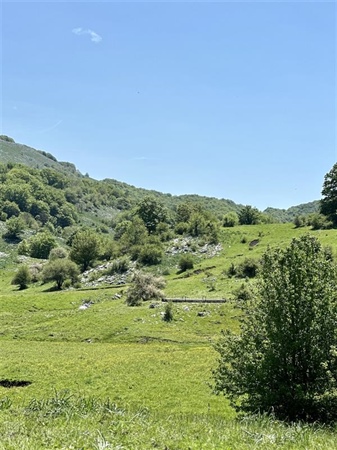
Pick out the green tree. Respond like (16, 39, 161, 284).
(126, 271, 166, 306)
(136, 196, 167, 233)
(213, 235, 337, 422)
(69, 229, 101, 271)
(238, 205, 261, 225)
(41, 259, 79, 289)
(29, 232, 56, 259)
(11, 265, 31, 290)
(321, 163, 337, 225)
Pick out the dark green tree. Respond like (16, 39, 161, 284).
(238, 205, 261, 225)
(320, 163, 337, 225)
(136, 196, 167, 233)
(213, 235, 337, 422)
(69, 229, 101, 271)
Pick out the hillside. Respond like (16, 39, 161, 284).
(0, 135, 319, 221)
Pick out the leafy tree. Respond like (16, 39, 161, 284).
(136, 196, 167, 233)
(41, 259, 79, 289)
(126, 271, 166, 306)
(11, 265, 31, 290)
(118, 217, 148, 254)
(238, 205, 261, 225)
(2, 200, 20, 218)
(69, 229, 101, 271)
(321, 163, 337, 225)
(29, 232, 56, 259)
(213, 235, 337, 422)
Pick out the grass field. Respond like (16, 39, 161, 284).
(1, 223, 337, 448)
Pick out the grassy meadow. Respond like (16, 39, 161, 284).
(1, 223, 337, 449)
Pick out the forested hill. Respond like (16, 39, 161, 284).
(0, 135, 318, 222)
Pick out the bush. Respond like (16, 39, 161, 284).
(126, 271, 166, 306)
(29, 232, 56, 259)
(49, 247, 68, 261)
(11, 265, 31, 290)
(163, 301, 174, 322)
(178, 254, 194, 272)
(41, 259, 79, 289)
(236, 257, 260, 278)
(104, 257, 130, 275)
(138, 244, 163, 265)
(308, 213, 333, 230)
(213, 235, 337, 422)
(223, 212, 239, 227)
(293, 215, 307, 228)
(3, 216, 25, 239)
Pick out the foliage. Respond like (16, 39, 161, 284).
(223, 212, 239, 227)
(48, 247, 68, 261)
(308, 213, 332, 230)
(293, 215, 307, 228)
(69, 229, 101, 271)
(11, 265, 31, 289)
(238, 205, 261, 225)
(41, 259, 79, 289)
(126, 270, 166, 306)
(321, 163, 337, 225)
(137, 243, 163, 265)
(104, 257, 130, 275)
(3, 216, 25, 239)
(163, 301, 174, 322)
(28, 232, 56, 259)
(136, 196, 168, 233)
(236, 257, 260, 278)
(178, 254, 194, 272)
(213, 235, 337, 422)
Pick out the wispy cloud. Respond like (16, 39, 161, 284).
(72, 27, 102, 44)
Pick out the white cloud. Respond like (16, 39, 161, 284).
(72, 27, 102, 43)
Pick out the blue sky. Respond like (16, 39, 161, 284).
(1, 1, 336, 210)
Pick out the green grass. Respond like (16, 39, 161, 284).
(1, 223, 337, 448)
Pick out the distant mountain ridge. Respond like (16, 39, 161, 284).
(0, 135, 320, 220)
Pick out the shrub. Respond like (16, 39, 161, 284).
(126, 271, 165, 306)
(49, 247, 68, 261)
(41, 259, 79, 289)
(138, 243, 163, 265)
(223, 212, 239, 227)
(293, 215, 307, 228)
(3, 216, 25, 239)
(178, 254, 194, 272)
(29, 232, 56, 259)
(236, 257, 260, 278)
(104, 257, 130, 275)
(163, 301, 174, 322)
(11, 265, 31, 290)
